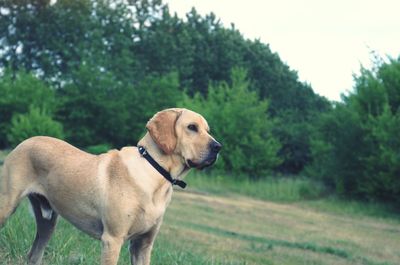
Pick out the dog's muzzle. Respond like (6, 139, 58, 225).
(187, 140, 222, 169)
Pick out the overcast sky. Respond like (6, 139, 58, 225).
(164, 0, 400, 101)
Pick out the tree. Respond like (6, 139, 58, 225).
(182, 68, 282, 178)
(56, 62, 134, 147)
(308, 57, 400, 205)
(134, 6, 330, 173)
(129, 72, 183, 138)
(0, 0, 331, 174)
(56, 62, 182, 148)
(363, 104, 400, 202)
(307, 104, 367, 195)
(0, 0, 138, 85)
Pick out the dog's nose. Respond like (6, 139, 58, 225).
(211, 140, 222, 153)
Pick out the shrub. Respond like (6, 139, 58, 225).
(85, 144, 112, 155)
(0, 70, 56, 147)
(7, 107, 64, 147)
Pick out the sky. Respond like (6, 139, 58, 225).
(164, 0, 400, 101)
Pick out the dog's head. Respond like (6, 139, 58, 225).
(146, 108, 221, 169)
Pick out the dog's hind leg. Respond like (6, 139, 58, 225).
(0, 193, 19, 227)
(27, 194, 58, 265)
(0, 165, 25, 227)
(0, 190, 20, 227)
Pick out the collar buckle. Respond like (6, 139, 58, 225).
(138, 146, 147, 156)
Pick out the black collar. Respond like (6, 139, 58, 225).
(138, 146, 187, 189)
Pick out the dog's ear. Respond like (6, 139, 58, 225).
(146, 109, 182, 154)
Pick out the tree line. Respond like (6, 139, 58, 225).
(0, 0, 399, 206)
(307, 58, 400, 205)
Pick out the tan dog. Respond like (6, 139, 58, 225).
(0, 108, 221, 265)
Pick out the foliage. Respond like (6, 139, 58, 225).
(362, 104, 400, 202)
(307, 105, 367, 195)
(56, 62, 134, 147)
(0, 0, 329, 174)
(0, 0, 138, 84)
(129, 72, 184, 139)
(85, 143, 112, 155)
(135, 8, 330, 173)
(273, 110, 315, 174)
(0, 70, 56, 147)
(7, 107, 64, 147)
(308, 57, 400, 206)
(56, 63, 181, 148)
(182, 68, 282, 177)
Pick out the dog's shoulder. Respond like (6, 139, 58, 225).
(105, 150, 131, 182)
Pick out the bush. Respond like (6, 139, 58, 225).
(0, 70, 56, 148)
(7, 107, 64, 147)
(85, 144, 112, 155)
(182, 68, 282, 178)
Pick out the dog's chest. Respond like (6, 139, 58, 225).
(126, 190, 172, 238)
(126, 202, 167, 238)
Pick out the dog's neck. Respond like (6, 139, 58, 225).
(137, 133, 190, 180)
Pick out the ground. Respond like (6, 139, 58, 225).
(0, 188, 399, 265)
(0, 150, 399, 264)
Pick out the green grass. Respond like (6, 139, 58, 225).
(1, 153, 400, 264)
(187, 172, 325, 202)
(298, 196, 400, 220)
(1, 190, 400, 265)
(188, 172, 400, 219)
(0, 201, 221, 265)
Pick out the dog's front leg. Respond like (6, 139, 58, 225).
(129, 225, 161, 265)
(101, 234, 124, 265)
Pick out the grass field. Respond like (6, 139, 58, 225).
(1, 154, 400, 264)
(187, 172, 326, 202)
(1, 190, 400, 265)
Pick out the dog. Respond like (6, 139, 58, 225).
(0, 108, 221, 265)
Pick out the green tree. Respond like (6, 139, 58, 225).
(182, 68, 282, 178)
(56, 63, 133, 147)
(357, 58, 400, 203)
(129, 72, 183, 138)
(308, 57, 400, 205)
(307, 104, 367, 195)
(1, 0, 330, 174)
(135, 6, 330, 173)
(56, 63, 182, 148)
(363, 104, 400, 202)
(0, 0, 138, 85)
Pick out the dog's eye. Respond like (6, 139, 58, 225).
(188, 124, 198, 132)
